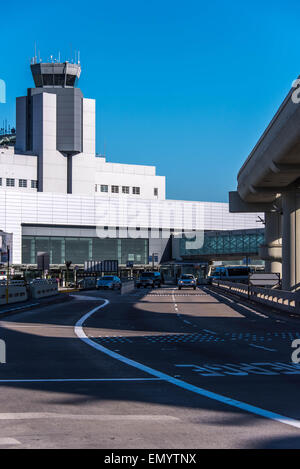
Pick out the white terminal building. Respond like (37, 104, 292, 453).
(0, 59, 264, 275)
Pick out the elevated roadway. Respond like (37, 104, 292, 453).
(230, 80, 300, 290)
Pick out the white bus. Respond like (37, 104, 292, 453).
(209, 265, 252, 283)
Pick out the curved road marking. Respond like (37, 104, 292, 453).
(75, 297, 300, 430)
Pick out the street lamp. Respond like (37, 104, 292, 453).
(65, 260, 72, 287)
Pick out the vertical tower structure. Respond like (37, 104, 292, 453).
(15, 60, 95, 194)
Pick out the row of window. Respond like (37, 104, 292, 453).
(95, 184, 141, 195)
(0, 178, 38, 188)
(95, 185, 159, 196)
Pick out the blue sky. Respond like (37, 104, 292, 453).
(0, 0, 299, 201)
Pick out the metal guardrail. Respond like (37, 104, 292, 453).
(211, 280, 300, 314)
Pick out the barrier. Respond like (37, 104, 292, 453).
(211, 280, 300, 314)
(121, 280, 135, 295)
(77, 277, 97, 290)
(30, 279, 58, 299)
(0, 284, 28, 305)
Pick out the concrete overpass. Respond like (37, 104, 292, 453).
(230, 79, 300, 290)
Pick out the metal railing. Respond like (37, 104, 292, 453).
(211, 280, 300, 314)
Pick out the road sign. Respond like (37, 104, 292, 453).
(249, 272, 280, 287)
(84, 260, 118, 273)
(84, 261, 102, 272)
(102, 260, 118, 273)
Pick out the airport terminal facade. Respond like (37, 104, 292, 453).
(0, 59, 264, 269)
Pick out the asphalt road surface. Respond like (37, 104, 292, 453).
(0, 285, 300, 449)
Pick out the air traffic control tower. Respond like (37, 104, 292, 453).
(15, 58, 95, 194)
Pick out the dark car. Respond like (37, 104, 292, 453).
(136, 271, 162, 288)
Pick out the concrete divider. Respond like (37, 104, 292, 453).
(77, 277, 97, 290)
(30, 279, 58, 299)
(211, 280, 300, 314)
(0, 284, 28, 305)
(121, 280, 135, 295)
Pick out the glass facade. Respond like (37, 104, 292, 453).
(179, 230, 264, 257)
(22, 236, 149, 265)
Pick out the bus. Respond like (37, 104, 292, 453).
(208, 265, 252, 284)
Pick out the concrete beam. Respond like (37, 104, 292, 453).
(282, 191, 300, 291)
(259, 212, 282, 276)
(229, 191, 274, 213)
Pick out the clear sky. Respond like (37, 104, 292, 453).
(0, 0, 299, 202)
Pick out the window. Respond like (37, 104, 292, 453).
(132, 186, 140, 195)
(154, 188, 158, 196)
(19, 179, 27, 188)
(111, 185, 119, 193)
(95, 184, 97, 192)
(0, 178, 2, 186)
(122, 186, 129, 194)
(6, 178, 15, 187)
(100, 185, 108, 193)
(31, 180, 38, 189)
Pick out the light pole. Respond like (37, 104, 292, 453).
(5, 246, 10, 304)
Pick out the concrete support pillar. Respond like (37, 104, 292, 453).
(259, 211, 282, 276)
(282, 191, 300, 291)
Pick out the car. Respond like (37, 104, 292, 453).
(136, 271, 162, 288)
(96, 275, 122, 290)
(177, 274, 197, 290)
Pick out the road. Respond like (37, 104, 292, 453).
(0, 285, 299, 448)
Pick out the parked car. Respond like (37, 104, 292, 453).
(136, 271, 162, 288)
(96, 275, 122, 290)
(177, 274, 197, 290)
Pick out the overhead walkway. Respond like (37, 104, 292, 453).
(177, 229, 264, 261)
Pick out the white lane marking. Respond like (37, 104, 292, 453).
(183, 320, 192, 325)
(70, 295, 104, 301)
(0, 378, 162, 383)
(206, 287, 269, 319)
(237, 304, 269, 318)
(203, 329, 217, 335)
(0, 413, 178, 422)
(0, 437, 21, 445)
(75, 299, 300, 430)
(249, 344, 277, 352)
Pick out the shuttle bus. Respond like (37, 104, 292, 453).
(208, 265, 252, 284)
